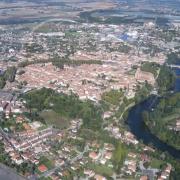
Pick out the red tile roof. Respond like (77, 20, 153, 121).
(38, 164, 48, 173)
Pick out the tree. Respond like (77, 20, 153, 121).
(0, 76, 6, 89)
(112, 143, 127, 173)
(4, 66, 17, 82)
(157, 66, 175, 93)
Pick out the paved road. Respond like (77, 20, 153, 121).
(139, 161, 159, 180)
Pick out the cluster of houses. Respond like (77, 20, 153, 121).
(122, 152, 138, 176)
(88, 143, 114, 165)
(168, 119, 180, 132)
(68, 119, 83, 139)
(158, 164, 172, 180)
(0, 91, 24, 119)
(0, 94, 174, 180)
(105, 124, 139, 145)
(85, 142, 114, 180)
(2, 116, 57, 166)
(43, 140, 114, 180)
(84, 170, 107, 180)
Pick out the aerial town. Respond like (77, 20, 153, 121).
(0, 0, 179, 180)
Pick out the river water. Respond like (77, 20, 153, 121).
(127, 68, 180, 159)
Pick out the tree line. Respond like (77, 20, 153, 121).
(18, 58, 102, 69)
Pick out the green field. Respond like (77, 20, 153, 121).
(150, 158, 165, 169)
(161, 112, 180, 125)
(87, 163, 113, 177)
(102, 90, 124, 106)
(40, 110, 69, 129)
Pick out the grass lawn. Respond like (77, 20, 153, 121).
(126, 68, 137, 76)
(102, 90, 124, 106)
(162, 113, 180, 123)
(36, 156, 54, 175)
(40, 110, 69, 129)
(87, 163, 113, 177)
(150, 158, 164, 169)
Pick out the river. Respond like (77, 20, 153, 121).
(127, 68, 180, 159)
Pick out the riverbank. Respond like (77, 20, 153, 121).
(127, 95, 180, 158)
(125, 64, 180, 156)
(143, 94, 180, 150)
(123, 64, 180, 178)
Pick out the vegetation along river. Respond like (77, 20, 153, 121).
(127, 67, 180, 159)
